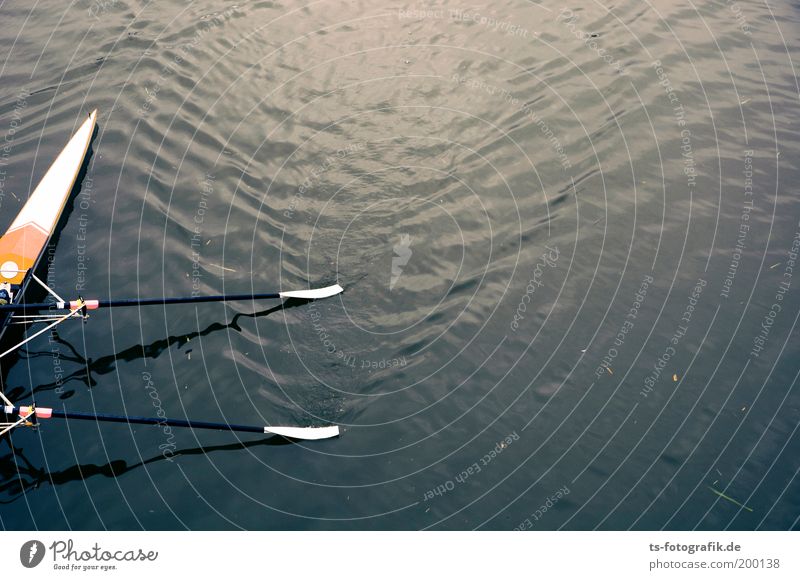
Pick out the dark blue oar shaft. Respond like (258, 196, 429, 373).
(48, 409, 266, 433)
(0, 292, 281, 312)
(97, 293, 282, 307)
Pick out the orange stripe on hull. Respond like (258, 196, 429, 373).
(0, 224, 49, 284)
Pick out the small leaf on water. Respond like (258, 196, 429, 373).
(707, 486, 753, 512)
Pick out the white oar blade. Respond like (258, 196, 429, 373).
(279, 284, 343, 300)
(264, 425, 340, 440)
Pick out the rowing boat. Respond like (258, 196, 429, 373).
(0, 110, 96, 344)
(0, 110, 341, 441)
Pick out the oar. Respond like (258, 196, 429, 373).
(3, 405, 340, 440)
(0, 284, 343, 312)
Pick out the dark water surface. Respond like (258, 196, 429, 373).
(0, 0, 798, 530)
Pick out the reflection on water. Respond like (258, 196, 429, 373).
(0, 432, 295, 506)
(15, 298, 302, 399)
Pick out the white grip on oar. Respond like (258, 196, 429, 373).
(264, 425, 340, 439)
(54, 299, 99, 310)
(4, 405, 53, 419)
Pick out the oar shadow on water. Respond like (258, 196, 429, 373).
(9, 297, 313, 402)
(0, 426, 297, 504)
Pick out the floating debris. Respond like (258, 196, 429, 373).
(708, 486, 753, 512)
(206, 262, 236, 273)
